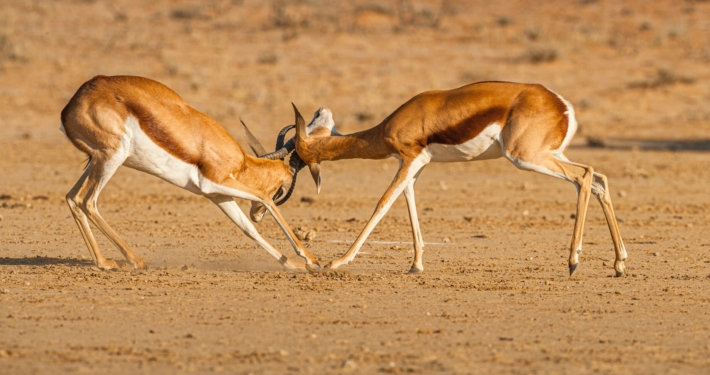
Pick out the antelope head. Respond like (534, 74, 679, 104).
(292, 104, 339, 194)
(240, 119, 298, 222)
(241, 104, 336, 222)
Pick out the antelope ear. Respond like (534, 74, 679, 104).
(308, 163, 321, 194)
(292, 103, 307, 142)
(240, 118, 267, 157)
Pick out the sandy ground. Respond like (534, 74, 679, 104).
(1, 1, 710, 374)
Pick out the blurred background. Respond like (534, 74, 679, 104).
(2, 3, 710, 372)
(1, 0, 709, 151)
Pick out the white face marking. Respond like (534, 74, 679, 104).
(548, 89, 578, 155)
(306, 107, 339, 135)
(428, 123, 503, 162)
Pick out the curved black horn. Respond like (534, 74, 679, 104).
(275, 152, 306, 206)
(275, 125, 295, 150)
(259, 138, 296, 160)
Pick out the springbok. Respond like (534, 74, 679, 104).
(247, 82, 628, 276)
(60, 75, 320, 271)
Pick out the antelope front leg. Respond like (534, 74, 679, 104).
(326, 155, 428, 270)
(261, 200, 321, 270)
(209, 196, 309, 271)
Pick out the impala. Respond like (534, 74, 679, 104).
(248, 82, 628, 276)
(60, 75, 320, 271)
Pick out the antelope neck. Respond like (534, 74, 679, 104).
(308, 126, 391, 161)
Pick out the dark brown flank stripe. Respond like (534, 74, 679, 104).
(426, 106, 507, 146)
(124, 101, 200, 165)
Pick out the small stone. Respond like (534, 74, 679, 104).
(439, 181, 448, 190)
(341, 360, 357, 369)
(24, 281, 30, 286)
(181, 265, 189, 271)
(617, 190, 627, 198)
(279, 350, 289, 356)
(653, 252, 659, 256)
(545, 280, 552, 285)
(294, 228, 316, 241)
(522, 210, 529, 216)
(308, 333, 317, 339)
(0, 214, 3, 221)
(300, 196, 315, 204)
(570, 213, 576, 219)
(442, 237, 451, 243)
(463, 216, 473, 222)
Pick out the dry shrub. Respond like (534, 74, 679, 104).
(0, 35, 25, 63)
(171, 7, 211, 20)
(518, 47, 558, 64)
(627, 69, 695, 89)
(395, 0, 448, 29)
(257, 51, 279, 65)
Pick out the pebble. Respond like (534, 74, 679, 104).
(341, 360, 357, 369)
(617, 190, 627, 197)
(294, 228, 316, 242)
(24, 281, 30, 286)
(653, 252, 660, 256)
(0, 214, 3, 221)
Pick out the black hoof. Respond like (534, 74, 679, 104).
(407, 267, 423, 274)
(305, 263, 321, 273)
(569, 263, 579, 276)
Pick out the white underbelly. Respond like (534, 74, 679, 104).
(122, 116, 204, 195)
(428, 123, 503, 162)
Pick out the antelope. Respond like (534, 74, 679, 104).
(60, 75, 320, 271)
(247, 82, 628, 276)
